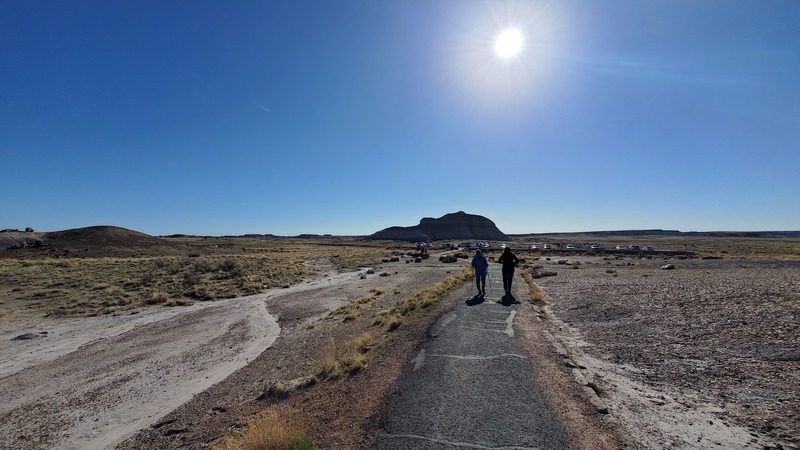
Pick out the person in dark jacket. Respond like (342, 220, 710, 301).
(497, 246, 519, 295)
(471, 249, 488, 296)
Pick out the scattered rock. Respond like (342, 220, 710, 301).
(11, 332, 48, 341)
(151, 418, 177, 429)
(531, 270, 558, 279)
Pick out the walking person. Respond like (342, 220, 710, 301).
(471, 249, 488, 296)
(498, 246, 519, 295)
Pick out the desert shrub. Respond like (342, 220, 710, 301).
(216, 406, 312, 450)
(318, 334, 373, 380)
(385, 313, 404, 331)
(166, 298, 193, 307)
(152, 258, 168, 268)
(218, 258, 239, 272)
(182, 271, 202, 286)
(187, 284, 215, 300)
(145, 290, 170, 305)
(240, 280, 263, 295)
(140, 269, 156, 285)
(193, 259, 214, 273)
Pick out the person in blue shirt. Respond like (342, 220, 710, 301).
(471, 249, 488, 296)
(497, 246, 520, 295)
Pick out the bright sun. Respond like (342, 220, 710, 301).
(494, 29, 523, 58)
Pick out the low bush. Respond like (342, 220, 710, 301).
(216, 406, 312, 450)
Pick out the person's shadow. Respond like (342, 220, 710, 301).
(498, 293, 519, 306)
(465, 294, 485, 306)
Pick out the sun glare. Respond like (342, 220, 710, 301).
(494, 29, 523, 58)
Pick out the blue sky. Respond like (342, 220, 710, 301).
(2, 1, 798, 236)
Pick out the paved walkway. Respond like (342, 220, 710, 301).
(376, 264, 568, 449)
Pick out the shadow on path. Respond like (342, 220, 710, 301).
(498, 293, 519, 306)
(465, 294, 485, 306)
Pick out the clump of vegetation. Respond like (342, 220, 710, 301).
(0, 239, 391, 318)
(145, 289, 170, 305)
(216, 406, 312, 450)
(586, 381, 607, 398)
(317, 333, 374, 380)
(328, 294, 378, 322)
(522, 270, 548, 320)
(373, 266, 472, 332)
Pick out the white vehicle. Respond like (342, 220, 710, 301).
(530, 244, 539, 250)
(565, 244, 576, 250)
(590, 244, 601, 250)
(615, 245, 627, 250)
(543, 244, 551, 249)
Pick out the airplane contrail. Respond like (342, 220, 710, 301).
(257, 104, 271, 113)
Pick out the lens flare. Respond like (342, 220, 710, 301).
(495, 29, 523, 58)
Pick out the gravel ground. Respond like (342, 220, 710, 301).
(6, 250, 795, 449)
(533, 255, 800, 450)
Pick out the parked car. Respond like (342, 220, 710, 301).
(615, 245, 627, 250)
(629, 245, 641, 251)
(543, 244, 551, 249)
(500, 243, 507, 249)
(530, 244, 539, 250)
(565, 244, 576, 250)
(590, 244, 601, 250)
(642, 246, 654, 251)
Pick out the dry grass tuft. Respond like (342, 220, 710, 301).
(215, 406, 312, 450)
(145, 289, 171, 305)
(317, 333, 374, 380)
(522, 270, 548, 320)
(0, 239, 391, 318)
(374, 265, 472, 332)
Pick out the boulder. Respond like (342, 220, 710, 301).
(531, 270, 558, 279)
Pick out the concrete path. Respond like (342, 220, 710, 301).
(377, 264, 568, 449)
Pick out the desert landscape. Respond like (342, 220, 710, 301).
(0, 226, 798, 449)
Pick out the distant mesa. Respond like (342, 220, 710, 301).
(369, 211, 510, 242)
(1, 225, 180, 257)
(43, 226, 167, 248)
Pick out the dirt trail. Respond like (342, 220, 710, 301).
(0, 296, 279, 450)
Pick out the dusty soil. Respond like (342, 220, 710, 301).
(0, 255, 476, 449)
(533, 255, 800, 449)
(0, 252, 630, 450)
(4, 247, 796, 450)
